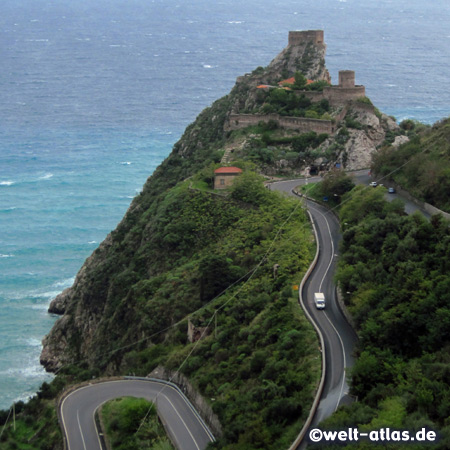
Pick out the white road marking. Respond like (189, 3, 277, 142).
(161, 392, 201, 450)
(77, 409, 88, 450)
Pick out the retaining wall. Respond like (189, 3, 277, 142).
(226, 113, 333, 134)
(149, 366, 223, 437)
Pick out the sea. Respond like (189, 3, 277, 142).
(0, 0, 449, 410)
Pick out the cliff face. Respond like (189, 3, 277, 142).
(40, 30, 401, 372)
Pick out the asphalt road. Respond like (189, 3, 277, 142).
(60, 379, 214, 450)
(350, 169, 431, 219)
(303, 200, 357, 424)
(271, 179, 358, 444)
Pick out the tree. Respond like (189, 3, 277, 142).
(230, 171, 270, 206)
(198, 254, 244, 302)
(293, 71, 307, 90)
(319, 170, 355, 202)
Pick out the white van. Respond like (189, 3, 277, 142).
(314, 293, 325, 309)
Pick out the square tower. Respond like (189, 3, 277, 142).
(288, 30, 324, 46)
(338, 70, 355, 88)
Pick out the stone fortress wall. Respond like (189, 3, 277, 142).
(225, 113, 334, 134)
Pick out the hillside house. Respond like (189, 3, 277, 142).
(214, 166, 243, 189)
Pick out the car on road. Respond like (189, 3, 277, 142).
(314, 293, 325, 309)
(388, 187, 395, 193)
(369, 181, 377, 187)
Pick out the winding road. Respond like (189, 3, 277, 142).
(271, 178, 358, 447)
(59, 378, 214, 450)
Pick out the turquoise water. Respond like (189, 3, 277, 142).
(0, 128, 174, 408)
(1, 0, 449, 409)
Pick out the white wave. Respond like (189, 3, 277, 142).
(30, 303, 51, 311)
(30, 290, 61, 300)
(39, 173, 53, 180)
(227, 21, 244, 24)
(120, 161, 132, 165)
(25, 338, 42, 347)
(203, 64, 214, 69)
(0, 254, 15, 258)
(88, 241, 97, 244)
(0, 181, 14, 186)
(52, 277, 75, 288)
(0, 364, 48, 379)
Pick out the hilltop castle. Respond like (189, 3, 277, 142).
(225, 31, 367, 133)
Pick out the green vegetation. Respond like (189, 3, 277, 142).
(257, 88, 331, 119)
(229, 126, 329, 170)
(299, 170, 355, 208)
(2, 172, 320, 449)
(0, 391, 61, 450)
(372, 117, 450, 212)
(101, 397, 173, 450)
(118, 174, 320, 449)
(313, 186, 450, 448)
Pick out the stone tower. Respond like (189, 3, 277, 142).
(338, 70, 355, 88)
(288, 30, 324, 46)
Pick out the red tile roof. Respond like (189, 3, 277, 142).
(214, 167, 243, 174)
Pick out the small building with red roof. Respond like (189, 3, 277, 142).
(214, 166, 243, 189)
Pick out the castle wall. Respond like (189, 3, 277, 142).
(226, 114, 333, 134)
(289, 85, 365, 105)
(323, 85, 366, 105)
